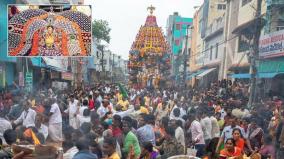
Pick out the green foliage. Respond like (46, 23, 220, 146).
(92, 19, 111, 43)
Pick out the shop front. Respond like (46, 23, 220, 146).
(257, 29, 284, 98)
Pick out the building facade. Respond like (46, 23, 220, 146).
(188, 0, 226, 88)
(189, 0, 284, 99)
(256, 0, 284, 98)
(166, 13, 192, 85)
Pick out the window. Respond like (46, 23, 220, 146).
(277, 26, 284, 31)
(215, 43, 219, 59)
(238, 35, 250, 52)
(242, 0, 252, 6)
(210, 46, 213, 60)
(276, 9, 284, 31)
(217, 4, 226, 10)
(176, 24, 181, 30)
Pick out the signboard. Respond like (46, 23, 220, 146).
(25, 72, 33, 92)
(51, 72, 60, 79)
(19, 72, 24, 87)
(52, 81, 68, 90)
(61, 72, 73, 81)
(259, 29, 284, 58)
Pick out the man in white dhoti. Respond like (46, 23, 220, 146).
(48, 98, 63, 142)
(64, 95, 79, 129)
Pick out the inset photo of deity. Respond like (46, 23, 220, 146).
(8, 5, 92, 56)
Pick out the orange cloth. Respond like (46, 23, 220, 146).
(30, 31, 39, 56)
(220, 147, 242, 158)
(24, 128, 32, 138)
(31, 130, 41, 145)
(35, 105, 45, 113)
(61, 30, 69, 56)
(24, 128, 41, 145)
(235, 138, 245, 152)
(158, 127, 166, 137)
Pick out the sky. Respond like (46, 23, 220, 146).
(85, 0, 204, 59)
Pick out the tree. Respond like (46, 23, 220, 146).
(92, 19, 111, 43)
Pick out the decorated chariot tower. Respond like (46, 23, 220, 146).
(128, 6, 171, 89)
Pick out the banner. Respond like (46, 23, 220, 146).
(25, 72, 33, 92)
(259, 29, 284, 58)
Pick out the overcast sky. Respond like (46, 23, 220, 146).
(85, 0, 204, 59)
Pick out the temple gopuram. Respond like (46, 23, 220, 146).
(128, 5, 171, 90)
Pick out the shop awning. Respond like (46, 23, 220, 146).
(258, 57, 284, 73)
(187, 73, 197, 80)
(258, 72, 284, 78)
(42, 57, 68, 72)
(196, 68, 216, 79)
(186, 69, 206, 80)
(230, 72, 284, 79)
(230, 73, 251, 79)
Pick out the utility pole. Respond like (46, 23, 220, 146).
(183, 25, 190, 87)
(98, 45, 105, 82)
(118, 56, 121, 83)
(248, 0, 262, 108)
(111, 53, 114, 83)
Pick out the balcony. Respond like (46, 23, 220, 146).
(204, 16, 224, 41)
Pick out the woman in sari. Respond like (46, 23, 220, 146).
(247, 118, 264, 151)
(219, 138, 242, 159)
(139, 142, 159, 159)
(232, 128, 245, 152)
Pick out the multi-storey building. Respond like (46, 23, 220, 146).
(188, 0, 226, 88)
(166, 12, 192, 85)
